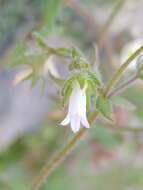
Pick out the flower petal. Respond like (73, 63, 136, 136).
(70, 115, 80, 133)
(61, 114, 70, 126)
(81, 116, 90, 128)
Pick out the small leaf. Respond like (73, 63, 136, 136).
(96, 96, 113, 120)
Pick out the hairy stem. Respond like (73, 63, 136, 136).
(108, 74, 138, 98)
(31, 112, 98, 190)
(31, 46, 142, 189)
(31, 127, 87, 190)
(31, 4, 143, 190)
(104, 45, 143, 97)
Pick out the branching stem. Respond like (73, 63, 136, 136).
(31, 44, 143, 190)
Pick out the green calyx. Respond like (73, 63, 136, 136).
(61, 71, 101, 107)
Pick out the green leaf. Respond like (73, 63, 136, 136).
(96, 96, 113, 120)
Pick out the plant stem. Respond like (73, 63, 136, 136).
(31, 7, 143, 190)
(104, 45, 143, 97)
(31, 49, 141, 189)
(108, 74, 138, 98)
(32, 112, 99, 190)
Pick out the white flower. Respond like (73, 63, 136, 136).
(61, 82, 90, 133)
(120, 39, 143, 70)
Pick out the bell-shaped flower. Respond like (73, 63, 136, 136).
(61, 82, 90, 133)
(120, 38, 143, 70)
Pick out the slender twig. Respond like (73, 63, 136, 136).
(108, 74, 138, 98)
(31, 112, 98, 190)
(104, 45, 143, 97)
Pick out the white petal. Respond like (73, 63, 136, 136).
(81, 116, 90, 128)
(70, 115, 80, 133)
(68, 83, 81, 115)
(61, 114, 70, 126)
(78, 88, 86, 116)
(43, 56, 59, 77)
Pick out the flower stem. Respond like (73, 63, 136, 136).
(31, 10, 143, 190)
(31, 52, 140, 190)
(108, 74, 138, 98)
(104, 45, 143, 97)
(31, 110, 99, 190)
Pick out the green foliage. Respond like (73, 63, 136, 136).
(96, 96, 113, 120)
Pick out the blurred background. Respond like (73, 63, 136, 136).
(0, 0, 143, 189)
